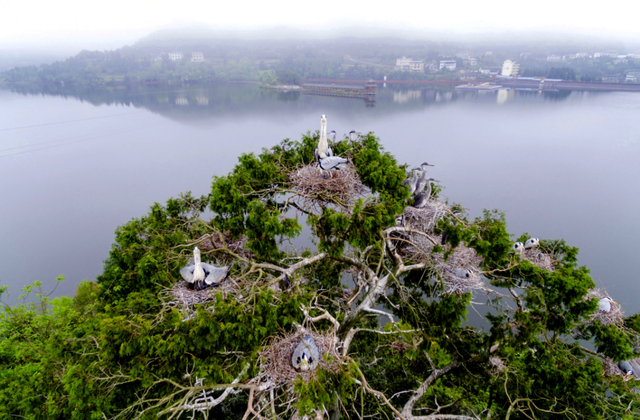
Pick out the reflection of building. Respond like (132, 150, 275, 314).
(168, 52, 183, 61)
(501, 60, 520, 77)
(496, 89, 514, 105)
(175, 97, 189, 105)
(393, 90, 422, 104)
(440, 60, 456, 71)
(196, 95, 209, 105)
(191, 52, 204, 63)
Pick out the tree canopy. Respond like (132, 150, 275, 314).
(1, 132, 639, 419)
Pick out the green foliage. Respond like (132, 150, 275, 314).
(2, 133, 639, 419)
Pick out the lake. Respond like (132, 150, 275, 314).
(1, 83, 639, 316)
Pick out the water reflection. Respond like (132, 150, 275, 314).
(1, 82, 638, 314)
(3, 82, 590, 125)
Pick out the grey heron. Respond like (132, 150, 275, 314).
(180, 246, 230, 291)
(447, 268, 477, 279)
(328, 130, 337, 143)
(524, 238, 540, 249)
(512, 242, 524, 255)
(348, 130, 361, 141)
(414, 162, 435, 193)
(292, 335, 320, 372)
(318, 155, 349, 173)
(619, 360, 635, 377)
(314, 115, 334, 161)
(402, 168, 422, 195)
(597, 297, 616, 313)
(412, 178, 439, 208)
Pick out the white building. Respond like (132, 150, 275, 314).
(439, 60, 457, 71)
(191, 52, 204, 63)
(396, 57, 424, 72)
(168, 52, 184, 62)
(501, 60, 520, 77)
(547, 55, 562, 62)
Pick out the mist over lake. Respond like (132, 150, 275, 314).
(1, 83, 638, 314)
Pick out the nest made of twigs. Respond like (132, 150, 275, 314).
(394, 215, 487, 295)
(489, 357, 505, 375)
(196, 232, 253, 261)
(256, 331, 340, 391)
(289, 163, 368, 210)
(161, 278, 241, 321)
(587, 289, 624, 326)
(401, 198, 449, 233)
(520, 248, 555, 272)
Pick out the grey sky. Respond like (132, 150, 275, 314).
(1, 0, 639, 52)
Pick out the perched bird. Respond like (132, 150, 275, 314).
(512, 242, 524, 255)
(328, 130, 337, 143)
(292, 335, 320, 372)
(318, 155, 349, 173)
(402, 168, 422, 195)
(447, 268, 477, 279)
(597, 297, 616, 313)
(180, 246, 230, 291)
(414, 162, 435, 193)
(314, 115, 334, 161)
(524, 238, 540, 249)
(348, 130, 361, 141)
(619, 360, 635, 377)
(412, 178, 439, 208)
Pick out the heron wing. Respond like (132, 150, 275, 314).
(180, 265, 196, 283)
(319, 156, 348, 171)
(302, 335, 320, 361)
(202, 264, 230, 285)
(413, 191, 428, 208)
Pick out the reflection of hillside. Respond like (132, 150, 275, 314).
(2, 83, 582, 125)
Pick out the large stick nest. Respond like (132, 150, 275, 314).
(289, 163, 369, 210)
(256, 330, 340, 392)
(401, 199, 449, 232)
(520, 248, 555, 272)
(394, 199, 487, 294)
(196, 232, 253, 261)
(160, 277, 241, 321)
(587, 289, 624, 326)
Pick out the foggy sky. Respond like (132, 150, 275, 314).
(2, 0, 640, 53)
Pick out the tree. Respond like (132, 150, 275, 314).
(1, 132, 639, 419)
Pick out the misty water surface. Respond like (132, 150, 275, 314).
(0, 84, 639, 316)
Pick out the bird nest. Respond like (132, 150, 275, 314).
(520, 248, 555, 272)
(289, 163, 368, 210)
(602, 356, 637, 380)
(401, 198, 449, 232)
(587, 289, 624, 326)
(255, 330, 340, 392)
(160, 278, 241, 321)
(398, 237, 487, 294)
(195, 232, 253, 261)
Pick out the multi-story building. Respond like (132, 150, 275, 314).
(439, 60, 457, 71)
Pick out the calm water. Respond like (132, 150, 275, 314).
(1, 83, 639, 315)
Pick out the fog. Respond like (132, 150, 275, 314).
(2, 0, 640, 56)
